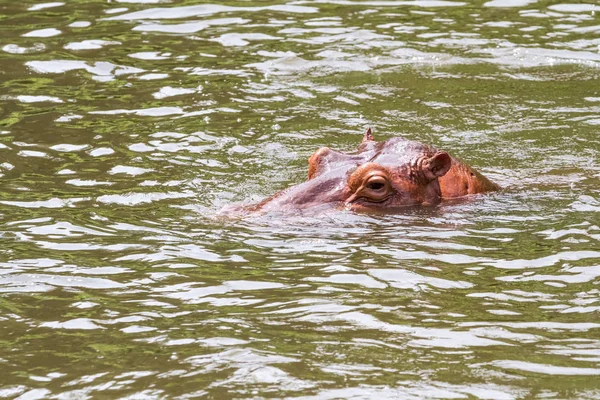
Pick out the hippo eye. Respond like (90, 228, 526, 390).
(367, 182, 385, 190)
(345, 166, 392, 205)
(360, 175, 391, 202)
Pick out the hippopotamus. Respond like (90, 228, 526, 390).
(229, 128, 499, 214)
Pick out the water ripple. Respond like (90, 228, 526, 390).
(2, 0, 600, 397)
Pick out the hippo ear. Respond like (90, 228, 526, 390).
(423, 151, 451, 180)
(362, 127, 374, 143)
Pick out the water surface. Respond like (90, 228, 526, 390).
(1, 0, 600, 398)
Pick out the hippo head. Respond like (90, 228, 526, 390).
(306, 129, 452, 212)
(248, 128, 471, 214)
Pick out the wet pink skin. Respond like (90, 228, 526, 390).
(229, 129, 499, 214)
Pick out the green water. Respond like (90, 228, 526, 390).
(1, 0, 600, 398)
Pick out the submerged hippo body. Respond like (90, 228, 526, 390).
(235, 129, 499, 214)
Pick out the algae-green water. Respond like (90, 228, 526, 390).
(1, 0, 600, 398)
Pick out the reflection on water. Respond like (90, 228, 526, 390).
(1, 0, 600, 398)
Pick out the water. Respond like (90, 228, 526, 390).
(1, 0, 600, 398)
